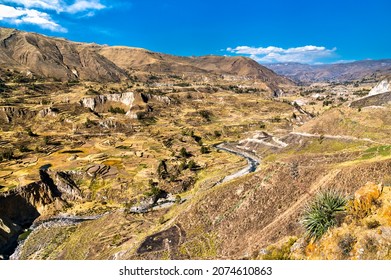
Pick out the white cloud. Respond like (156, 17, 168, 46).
(1, 0, 106, 13)
(227, 45, 337, 64)
(1, 0, 63, 11)
(0, 1, 107, 32)
(0, 4, 67, 32)
(66, 0, 105, 14)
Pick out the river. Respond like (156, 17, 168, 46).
(215, 143, 260, 183)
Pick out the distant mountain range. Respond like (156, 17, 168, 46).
(267, 60, 391, 84)
(0, 27, 291, 88)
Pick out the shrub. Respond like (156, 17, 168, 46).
(180, 147, 189, 158)
(86, 88, 100, 95)
(0, 81, 8, 93)
(366, 219, 381, 229)
(187, 160, 197, 171)
(363, 235, 378, 253)
(214, 130, 222, 138)
(301, 190, 348, 240)
(18, 144, 30, 153)
(338, 234, 356, 257)
(200, 146, 209, 154)
(0, 149, 14, 161)
(259, 121, 266, 129)
(198, 110, 213, 121)
(271, 116, 281, 123)
(108, 106, 126, 114)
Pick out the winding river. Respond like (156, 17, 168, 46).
(215, 143, 260, 183)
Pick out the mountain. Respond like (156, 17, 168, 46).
(0, 28, 128, 82)
(267, 60, 391, 84)
(0, 27, 291, 87)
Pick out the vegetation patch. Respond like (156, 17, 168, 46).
(108, 106, 126, 114)
(261, 237, 297, 260)
(301, 190, 348, 240)
(361, 145, 391, 160)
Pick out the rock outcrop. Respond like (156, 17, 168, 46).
(368, 77, 391, 96)
(0, 106, 35, 123)
(80, 91, 171, 118)
(0, 170, 82, 257)
(80, 92, 135, 111)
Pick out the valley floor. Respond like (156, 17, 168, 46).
(1, 78, 391, 260)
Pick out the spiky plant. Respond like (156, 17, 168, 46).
(301, 190, 348, 240)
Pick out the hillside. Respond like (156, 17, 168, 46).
(1, 28, 391, 261)
(0, 28, 127, 82)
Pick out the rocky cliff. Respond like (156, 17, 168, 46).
(368, 77, 391, 96)
(0, 170, 82, 257)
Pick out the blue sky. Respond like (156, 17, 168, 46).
(0, 0, 390, 64)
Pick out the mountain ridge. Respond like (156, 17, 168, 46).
(267, 59, 391, 84)
(0, 27, 291, 88)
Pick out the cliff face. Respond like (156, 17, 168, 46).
(79, 91, 171, 118)
(80, 92, 136, 111)
(0, 170, 82, 257)
(369, 77, 391, 96)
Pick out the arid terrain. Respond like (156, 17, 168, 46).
(1, 27, 391, 260)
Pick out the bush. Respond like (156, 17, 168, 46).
(108, 106, 126, 114)
(180, 147, 189, 158)
(366, 219, 380, 229)
(301, 190, 348, 240)
(338, 234, 356, 257)
(214, 130, 222, 138)
(187, 160, 197, 171)
(0, 81, 8, 93)
(0, 149, 14, 161)
(18, 144, 30, 153)
(198, 110, 213, 122)
(200, 146, 209, 154)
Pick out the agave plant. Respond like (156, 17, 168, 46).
(301, 190, 348, 240)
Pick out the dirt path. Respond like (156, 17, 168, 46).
(290, 131, 379, 144)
